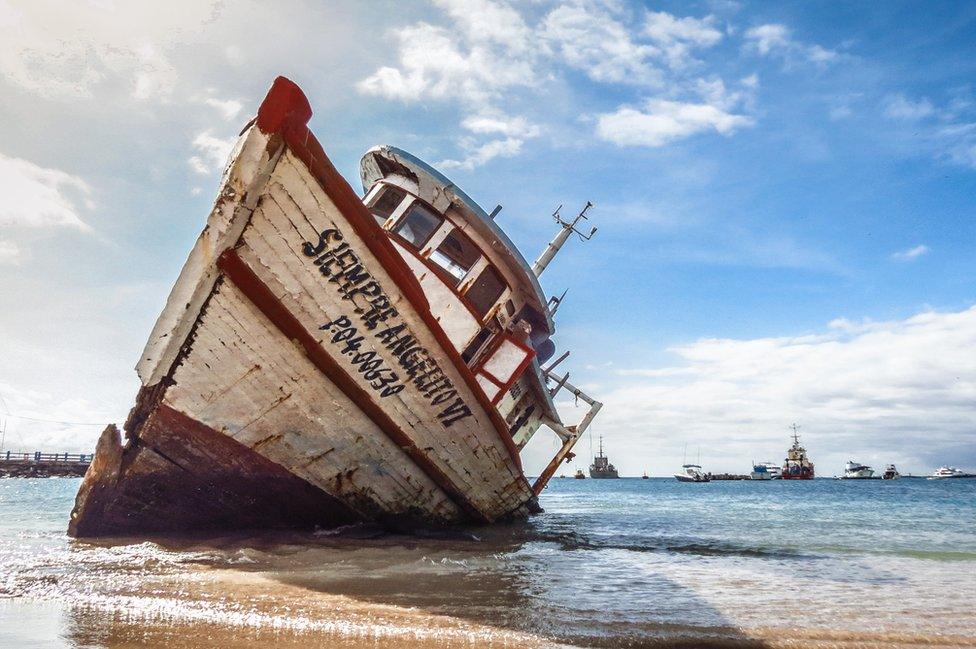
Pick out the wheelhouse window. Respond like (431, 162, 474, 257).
(393, 203, 441, 249)
(429, 230, 480, 285)
(368, 186, 406, 226)
(464, 266, 506, 318)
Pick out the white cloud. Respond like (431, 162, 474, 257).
(0, 153, 91, 230)
(884, 94, 935, 121)
(460, 113, 540, 138)
(540, 3, 661, 84)
(204, 98, 244, 121)
(744, 23, 838, 66)
(891, 244, 930, 261)
(357, 3, 537, 106)
(602, 306, 976, 474)
(596, 98, 753, 147)
(643, 11, 723, 69)
(438, 137, 524, 171)
(0, 239, 21, 265)
(187, 131, 235, 175)
(744, 23, 791, 55)
(0, 1, 220, 100)
(829, 105, 852, 120)
(361, 1, 756, 165)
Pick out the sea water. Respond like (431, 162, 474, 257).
(1, 476, 974, 647)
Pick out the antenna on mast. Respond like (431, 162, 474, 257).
(532, 201, 597, 277)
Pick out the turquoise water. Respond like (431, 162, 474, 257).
(1, 476, 974, 647)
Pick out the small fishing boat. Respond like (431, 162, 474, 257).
(574, 468, 586, 479)
(881, 464, 900, 480)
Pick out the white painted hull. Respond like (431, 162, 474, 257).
(69, 78, 562, 536)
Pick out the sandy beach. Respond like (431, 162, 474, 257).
(4, 478, 976, 648)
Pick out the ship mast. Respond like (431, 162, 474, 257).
(532, 202, 597, 277)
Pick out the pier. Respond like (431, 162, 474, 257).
(0, 451, 92, 478)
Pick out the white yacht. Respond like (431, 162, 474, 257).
(881, 464, 900, 480)
(750, 461, 781, 480)
(843, 460, 874, 479)
(928, 466, 973, 479)
(675, 464, 710, 483)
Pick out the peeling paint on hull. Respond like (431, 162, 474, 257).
(70, 78, 545, 537)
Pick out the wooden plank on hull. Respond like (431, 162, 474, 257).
(252, 77, 524, 474)
(164, 279, 459, 519)
(216, 247, 491, 523)
(239, 175, 522, 508)
(68, 408, 361, 537)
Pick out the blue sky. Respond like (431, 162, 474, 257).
(0, 0, 974, 477)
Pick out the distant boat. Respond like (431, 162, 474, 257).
(750, 461, 781, 480)
(574, 468, 586, 479)
(881, 464, 900, 480)
(641, 471, 649, 479)
(781, 424, 815, 480)
(927, 466, 974, 479)
(843, 460, 875, 479)
(589, 436, 619, 479)
(675, 464, 710, 483)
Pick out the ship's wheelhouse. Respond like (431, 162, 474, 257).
(359, 146, 558, 440)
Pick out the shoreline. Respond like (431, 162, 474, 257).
(0, 463, 89, 478)
(4, 590, 973, 649)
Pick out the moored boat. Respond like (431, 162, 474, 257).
(674, 465, 710, 482)
(750, 461, 781, 480)
(589, 436, 619, 478)
(842, 460, 875, 479)
(927, 466, 974, 479)
(882, 464, 900, 480)
(781, 424, 815, 480)
(68, 77, 603, 537)
(574, 468, 586, 479)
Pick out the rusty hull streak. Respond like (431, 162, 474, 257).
(69, 406, 361, 537)
(215, 247, 491, 524)
(254, 77, 525, 476)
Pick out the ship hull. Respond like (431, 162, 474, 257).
(589, 471, 619, 479)
(780, 473, 814, 480)
(70, 78, 539, 537)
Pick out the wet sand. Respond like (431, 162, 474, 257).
(3, 478, 975, 648)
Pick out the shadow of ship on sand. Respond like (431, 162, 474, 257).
(65, 520, 771, 649)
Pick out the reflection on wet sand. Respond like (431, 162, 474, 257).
(49, 525, 774, 649)
(5, 478, 976, 648)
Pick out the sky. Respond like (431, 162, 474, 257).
(0, 0, 974, 478)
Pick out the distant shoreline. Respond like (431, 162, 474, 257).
(0, 463, 89, 479)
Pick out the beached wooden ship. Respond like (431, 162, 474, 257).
(69, 77, 602, 536)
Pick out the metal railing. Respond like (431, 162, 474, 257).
(0, 451, 92, 464)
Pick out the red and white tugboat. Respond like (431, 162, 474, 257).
(781, 424, 815, 480)
(69, 77, 602, 537)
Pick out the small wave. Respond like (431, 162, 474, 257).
(524, 528, 814, 560)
